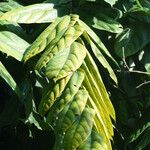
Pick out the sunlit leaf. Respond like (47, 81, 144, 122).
(0, 4, 57, 23)
(0, 31, 30, 61)
(45, 42, 86, 81)
(78, 129, 107, 150)
(62, 108, 95, 150)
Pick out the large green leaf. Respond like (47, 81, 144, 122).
(0, 20, 30, 41)
(55, 89, 88, 133)
(0, 31, 30, 61)
(23, 15, 84, 64)
(23, 14, 116, 150)
(35, 17, 84, 71)
(45, 42, 86, 81)
(83, 32, 117, 84)
(78, 129, 107, 150)
(0, 3, 57, 23)
(23, 17, 64, 62)
(62, 108, 95, 150)
(0, 62, 21, 97)
(46, 71, 85, 123)
(115, 24, 150, 57)
(78, 19, 119, 75)
(38, 75, 71, 116)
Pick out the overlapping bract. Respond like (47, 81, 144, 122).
(23, 15, 116, 150)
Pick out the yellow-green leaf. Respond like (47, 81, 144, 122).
(55, 89, 88, 133)
(78, 129, 107, 150)
(0, 31, 30, 61)
(38, 74, 71, 116)
(44, 42, 86, 81)
(46, 70, 85, 123)
(0, 4, 57, 23)
(62, 108, 95, 150)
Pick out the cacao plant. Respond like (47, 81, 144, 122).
(0, 2, 117, 150)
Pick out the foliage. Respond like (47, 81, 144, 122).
(0, 0, 150, 150)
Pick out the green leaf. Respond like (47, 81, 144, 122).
(35, 16, 84, 71)
(81, 61, 114, 146)
(115, 25, 150, 57)
(93, 16, 123, 33)
(62, 108, 95, 150)
(46, 70, 85, 123)
(23, 17, 64, 62)
(45, 42, 86, 81)
(0, 1, 22, 12)
(23, 15, 83, 64)
(0, 20, 30, 41)
(38, 75, 71, 116)
(0, 3, 57, 23)
(78, 129, 107, 150)
(55, 89, 88, 133)
(0, 31, 30, 61)
(0, 61, 21, 97)
(83, 32, 118, 84)
(78, 19, 119, 76)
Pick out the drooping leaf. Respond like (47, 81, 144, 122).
(55, 89, 88, 133)
(78, 129, 107, 150)
(84, 51, 116, 121)
(23, 15, 83, 64)
(38, 74, 71, 116)
(81, 62, 114, 149)
(83, 32, 118, 84)
(46, 70, 85, 123)
(0, 31, 30, 61)
(35, 16, 84, 71)
(0, 61, 21, 97)
(0, 3, 57, 23)
(115, 25, 150, 57)
(0, 20, 30, 41)
(23, 17, 64, 62)
(78, 19, 118, 83)
(44, 42, 86, 81)
(62, 108, 95, 150)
